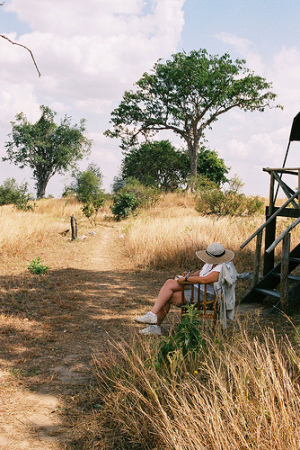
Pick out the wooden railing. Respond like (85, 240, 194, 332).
(240, 188, 300, 291)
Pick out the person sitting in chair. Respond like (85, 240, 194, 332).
(134, 242, 235, 335)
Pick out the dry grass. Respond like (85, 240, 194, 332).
(0, 204, 69, 259)
(69, 318, 300, 449)
(122, 194, 299, 273)
(0, 194, 299, 449)
(0, 198, 114, 268)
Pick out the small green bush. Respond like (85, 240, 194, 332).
(196, 189, 264, 216)
(157, 305, 206, 373)
(111, 191, 141, 220)
(28, 257, 49, 274)
(195, 174, 264, 216)
(0, 178, 33, 210)
(64, 164, 105, 224)
(111, 179, 160, 220)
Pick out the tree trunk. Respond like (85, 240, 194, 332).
(36, 182, 47, 199)
(187, 138, 200, 190)
(36, 174, 51, 199)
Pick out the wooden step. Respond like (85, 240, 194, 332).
(290, 256, 300, 263)
(255, 288, 281, 299)
(272, 273, 300, 281)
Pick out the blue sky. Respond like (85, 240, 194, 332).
(0, 0, 299, 197)
(183, 0, 300, 77)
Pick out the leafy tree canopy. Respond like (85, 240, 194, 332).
(68, 163, 103, 204)
(3, 105, 92, 198)
(121, 140, 188, 191)
(120, 140, 229, 191)
(197, 147, 230, 186)
(105, 49, 281, 180)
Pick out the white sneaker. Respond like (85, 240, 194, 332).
(139, 325, 162, 336)
(134, 311, 157, 324)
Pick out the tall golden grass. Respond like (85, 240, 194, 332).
(1, 194, 298, 273)
(71, 319, 300, 449)
(122, 194, 299, 272)
(0, 197, 117, 260)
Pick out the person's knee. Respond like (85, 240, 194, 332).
(163, 278, 176, 288)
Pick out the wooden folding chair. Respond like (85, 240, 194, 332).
(181, 281, 219, 327)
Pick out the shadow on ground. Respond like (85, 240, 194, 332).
(0, 267, 170, 447)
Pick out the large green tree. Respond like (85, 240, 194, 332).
(121, 140, 188, 191)
(105, 49, 280, 180)
(120, 140, 229, 191)
(197, 147, 229, 186)
(3, 105, 92, 198)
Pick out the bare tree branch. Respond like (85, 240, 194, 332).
(0, 34, 41, 77)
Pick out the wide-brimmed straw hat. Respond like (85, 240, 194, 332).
(196, 243, 235, 264)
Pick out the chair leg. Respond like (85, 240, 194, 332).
(203, 284, 207, 314)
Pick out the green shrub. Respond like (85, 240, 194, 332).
(0, 178, 33, 210)
(65, 164, 105, 224)
(122, 178, 160, 208)
(196, 189, 264, 216)
(111, 191, 141, 220)
(111, 179, 160, 220)
(28, 257, 49, 274)
(157, 305, 206, 374)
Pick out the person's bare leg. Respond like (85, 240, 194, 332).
(152, 283, 183, 325)
(151, 279, 182, 314)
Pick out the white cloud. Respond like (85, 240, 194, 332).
(215, 32, 265, 73)
(0, 0, 185, 195)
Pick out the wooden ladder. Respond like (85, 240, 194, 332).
(240, 242, 300, 308)
(240, 177, 300, 311)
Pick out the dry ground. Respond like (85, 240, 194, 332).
(0, 221, 298, 449)
(0, 222, 177, 449)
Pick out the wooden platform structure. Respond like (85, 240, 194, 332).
(240, 167, 300, 311)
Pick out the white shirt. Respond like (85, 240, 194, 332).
(199, 263, 223, 296)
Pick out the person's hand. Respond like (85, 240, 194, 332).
(176, 276, 186, 285)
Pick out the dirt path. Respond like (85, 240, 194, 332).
(0, 225, 165, 449)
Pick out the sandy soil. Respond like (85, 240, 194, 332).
(0, 224, 172, 449)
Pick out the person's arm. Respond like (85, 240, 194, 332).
(177, 270, 219, 285)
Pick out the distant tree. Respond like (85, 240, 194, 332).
(105, 49, 281, 182)
(197, 147, 230, 186)
(66, 163, 105, 224)
(120, 141, 229, 191)
(111, 178, 160, 220)
(112, 173, 126, 193)
(0, 178, 33, 210)
(3, 105, 92, 199)
(121, 140, 188, 191)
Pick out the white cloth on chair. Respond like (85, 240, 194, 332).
(214, 261, 238, 329)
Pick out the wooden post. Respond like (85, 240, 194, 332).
(264, 213, 276, 276)
(263, 170, 276, 276)
(71, 215, 77, 241)
(280, 233, 290, 311)
(252, 230, 263, 289)
(269, 170, 275, 215)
